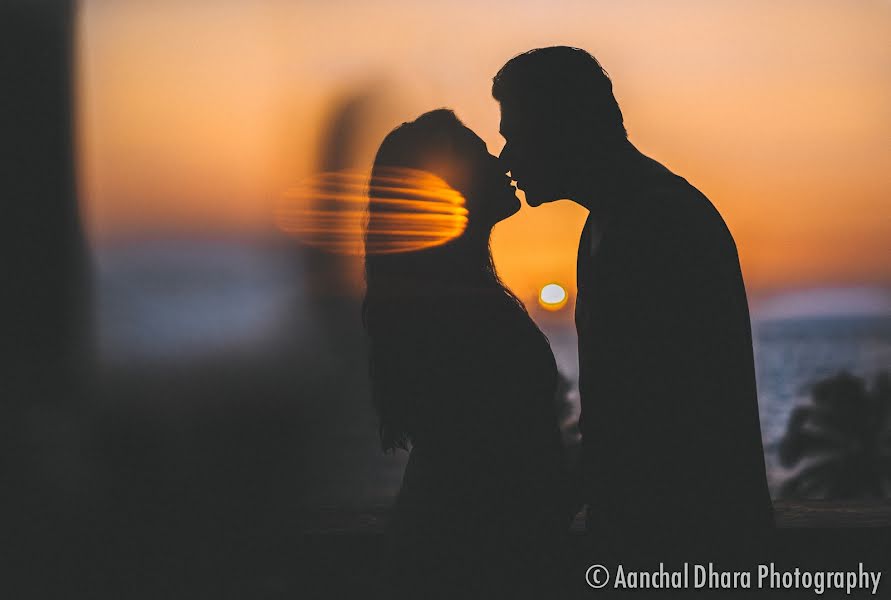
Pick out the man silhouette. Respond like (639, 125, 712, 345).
(493, 47, 773, 560)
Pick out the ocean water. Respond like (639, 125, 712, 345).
(752, 315, 891, 491)
(94, 241, 891, 500)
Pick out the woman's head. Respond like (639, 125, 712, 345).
(371, 109, 519, 235)
(364, 110, 523, 451)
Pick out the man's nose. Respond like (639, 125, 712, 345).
(497, 147, 511, 174)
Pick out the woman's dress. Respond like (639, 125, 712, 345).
(379, 288, 573, 597)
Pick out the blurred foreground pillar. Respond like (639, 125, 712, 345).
(0, 0, 91, 580)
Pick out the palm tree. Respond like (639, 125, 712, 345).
(779, 371, 891, 499)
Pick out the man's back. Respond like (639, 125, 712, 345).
(575, 158, 773, 553)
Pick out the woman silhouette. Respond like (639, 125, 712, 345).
(363, 110, 573, 598)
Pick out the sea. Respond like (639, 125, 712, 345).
(94, 240, 891, 501)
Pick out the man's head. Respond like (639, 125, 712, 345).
(492, 46, 627, 206)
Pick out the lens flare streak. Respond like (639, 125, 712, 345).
(276, 168, 468, 255)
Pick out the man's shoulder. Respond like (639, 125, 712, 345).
(629, 161, 736, 253)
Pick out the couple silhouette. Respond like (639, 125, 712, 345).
(363, 47, 773, 598)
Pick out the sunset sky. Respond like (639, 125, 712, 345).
(77, 0, 891, 310)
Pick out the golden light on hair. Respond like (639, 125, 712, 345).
(276, 167, 467, 255)
(538, 283, 568, 311)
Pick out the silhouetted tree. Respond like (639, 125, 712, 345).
(779, 371, 891, 499)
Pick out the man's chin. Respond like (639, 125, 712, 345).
(524, 192, 557, 207)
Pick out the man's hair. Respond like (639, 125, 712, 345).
(492, 46, 627, 141)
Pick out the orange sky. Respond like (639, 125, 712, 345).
(77, 0, 891, 308)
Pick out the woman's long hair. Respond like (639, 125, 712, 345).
(363, 109, 522, 451)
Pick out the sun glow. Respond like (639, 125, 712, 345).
(275, 167, 468, 255)
(79, 1, 891, 308)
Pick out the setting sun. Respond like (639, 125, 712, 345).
(539, 283, 568, 311)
